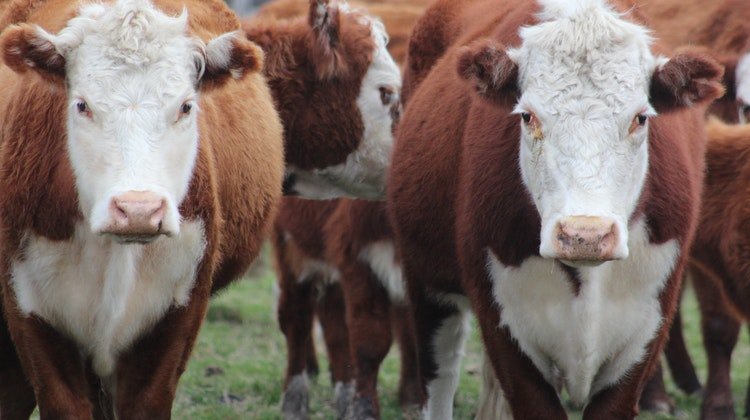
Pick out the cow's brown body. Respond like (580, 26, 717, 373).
(0, 0, 284, 418)
(680, 119, 750, 419)
(388, 0, 717, 418)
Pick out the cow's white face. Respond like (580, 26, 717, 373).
(735, 53, 750, 123)
(509, 3, 659, 264)
(62, 3, 201, 241)
(2, 0, 262, 243)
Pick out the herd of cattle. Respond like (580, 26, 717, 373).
(0, 0, 748, 419)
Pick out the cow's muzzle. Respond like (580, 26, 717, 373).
(548, 216, 626, 265)
(99, 191, 170, 243)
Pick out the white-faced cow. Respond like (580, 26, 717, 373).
(388, 0, 724, 418)
(0, 0, 285, 418)
(244, 0, 402, 201)
(246, 1, 416, 418)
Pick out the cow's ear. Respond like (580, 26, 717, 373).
(650, 51, 725, 113)
(457, 39, 518, 107)
(307, 0, 345, 80)
(199, 31, 264, 90)
(1, 24, 66, 83)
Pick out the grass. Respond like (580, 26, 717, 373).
(172, 258, 750, 419)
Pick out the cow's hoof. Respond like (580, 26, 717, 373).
(640, 390, 675, 415)
(398, 381, 422, 408)
(333, 381, 355, 419)
(281, 374, 310, 420)
(701, 404, 737, 420)
(345, 395, 377, 420)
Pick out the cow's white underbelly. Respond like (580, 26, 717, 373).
(10, 221, 206, 377)
(487, 219, 679, 404)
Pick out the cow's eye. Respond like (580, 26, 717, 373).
(180, 102, 192, 115)
(521, 112, 532, 124)
(76, 100, 92, 118)
(629, 113, 648, 135)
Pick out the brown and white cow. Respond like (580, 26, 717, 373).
(388, 0, 724, 418)
(635, 0, 750, 124)
(671, 118, 750, 419)
(243, 0, 402, 201)
(0, 0, 285, 417)
(255, 2, 423, 418)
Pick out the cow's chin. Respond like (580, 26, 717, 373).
(105, 231, 170, 245)
(558, 259, 607, 268)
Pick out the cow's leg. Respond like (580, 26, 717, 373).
(1, 310, 93, 419)
(0, 314, 36, 420)
(639, 362, 675, 414)
(391, 304, 421, 412)
(472, 304, 566, 419)
(277, 269, 318, 420)
(413, 294, 469, 420)
(339, 263, 393, 420)
(113, 271, 214, 420)
(305, 336, 320, 381)
(316, 282, 354, 419)
(664, 308, 702, 395)
(695, 280, 741, 419)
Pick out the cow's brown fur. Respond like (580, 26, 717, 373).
(635, 0, 748, 122)
(679, 118, 750, 418)
(0, 0, 284, 418)
(389, 0, 722, 418)
(253, 0, 427, 64)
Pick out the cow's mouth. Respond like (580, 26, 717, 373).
(109, 231, 168, 244)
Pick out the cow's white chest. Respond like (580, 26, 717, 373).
(10, 221, 206, 377)
(487, 220, 679, 404)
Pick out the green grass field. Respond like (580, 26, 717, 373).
(172, 258, 750, 419)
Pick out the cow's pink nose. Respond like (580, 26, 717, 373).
(554, 216, 618, 262)
(103, 191, 166, 241)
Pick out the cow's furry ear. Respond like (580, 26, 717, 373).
(307, 0, 345, 80)
(650, 50, 725, 113)
(1, 24, 66, 83)
(457, 39, 518, 107)
(199, 31, 264, 90)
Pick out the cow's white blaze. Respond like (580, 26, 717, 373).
(34, 0, 230, 238)
(735, 52, 750, 123)
(290, 10, 401, 201)
(507, 0, 662, 261)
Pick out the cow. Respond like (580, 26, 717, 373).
(253, 2, 423, 418)
(671, 118, 750, 419)
(388, 0, 724, 418)
(0, 0, 285, 418)
(635, 0, 750, 124)
(243, 0, 402, 201)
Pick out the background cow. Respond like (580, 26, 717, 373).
(255, 1, 425, 418)
(0, 0, 285, 417)
(672, 118, 750, 419)
(389, 0, 723, 418)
